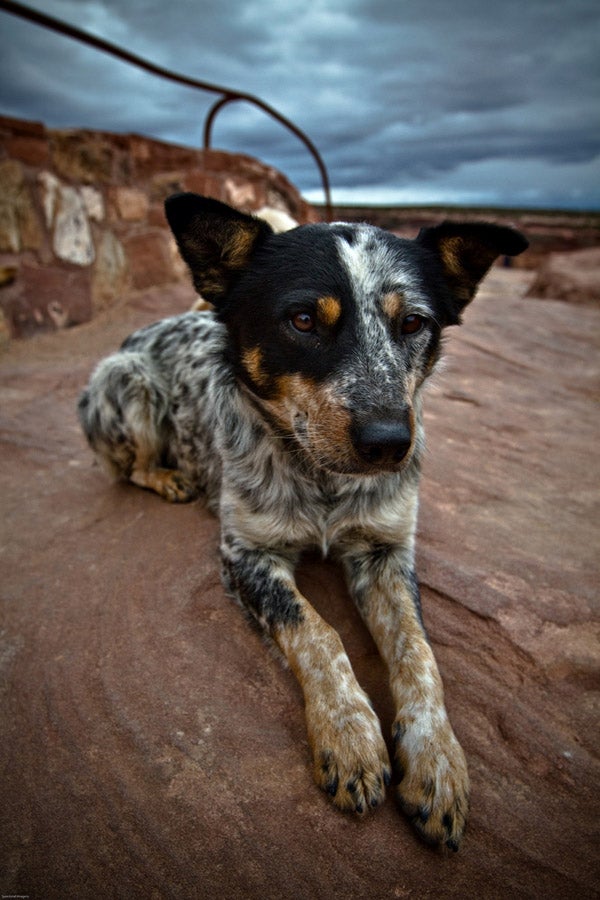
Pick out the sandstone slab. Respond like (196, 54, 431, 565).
(114, 186, 150, 222)
(53, 184, 95, 266)
(0, 160, 43, 253)
(50, 129, 118, 183)
(92, 229, 129, 312)
(1, 260, 92, 336)
(123, 229, 180, 290)
(81, 185, 105, 223)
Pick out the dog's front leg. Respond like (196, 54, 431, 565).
(221, 538, 391, 813)
(342, 546, 469, 850)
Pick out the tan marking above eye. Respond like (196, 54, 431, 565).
(381, 291, 404, 319)
(316, 295, 342, 327)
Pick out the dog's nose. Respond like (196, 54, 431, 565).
(352, 419, 412, 467)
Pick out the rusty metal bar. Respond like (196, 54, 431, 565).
(0, 0, 332, 218)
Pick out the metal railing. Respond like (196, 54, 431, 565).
(0, 0, 332, 218)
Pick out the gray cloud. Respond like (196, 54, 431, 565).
(0, 0, 598, 208)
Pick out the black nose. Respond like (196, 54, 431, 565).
(352, 418, 413, 467)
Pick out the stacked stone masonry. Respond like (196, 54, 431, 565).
(0, 115, 318, 339)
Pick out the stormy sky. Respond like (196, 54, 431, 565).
(1, 0, 599, 209)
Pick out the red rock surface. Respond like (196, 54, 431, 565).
(526, 247, 600, 305)
(1, 270, 598, 899)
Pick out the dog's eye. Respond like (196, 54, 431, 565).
(291, 311, 316, 333)
(400, 314, 427, 336)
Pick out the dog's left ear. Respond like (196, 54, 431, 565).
(165, 193, 273, 304)
(416, 222, 528, 318)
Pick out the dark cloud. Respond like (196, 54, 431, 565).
(0, 0, 598, 208)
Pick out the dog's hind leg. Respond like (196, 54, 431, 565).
(221, 538, 392, 814)
(78, 352, 197, 502)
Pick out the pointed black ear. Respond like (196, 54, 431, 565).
(164, 193, 273, 304)
(416, 221, 528, 313)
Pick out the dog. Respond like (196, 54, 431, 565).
(78, 194, 527, 850)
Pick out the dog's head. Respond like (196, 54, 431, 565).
(166, 193, 527, 476)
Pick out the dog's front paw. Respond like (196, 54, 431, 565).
(131, 467, 199, 502)
(394, 716, 469, 851)
(307, 692, 391, 814)
(159, 470, 199, 503)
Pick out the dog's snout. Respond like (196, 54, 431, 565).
(352, 418, 412, 467)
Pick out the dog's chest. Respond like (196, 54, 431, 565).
(220, 449, 419, 554)
(159, 313, 419, 552)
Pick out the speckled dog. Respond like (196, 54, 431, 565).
(78, 194, 527, 850)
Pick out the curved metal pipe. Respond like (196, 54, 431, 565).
(203, 96, 332, 218)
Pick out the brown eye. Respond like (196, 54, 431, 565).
(291, 311, 316, 333)
(401, 314, 426, 335)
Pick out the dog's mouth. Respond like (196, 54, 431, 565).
(292, 409, 415, 477)
(242, 378, 415, 476)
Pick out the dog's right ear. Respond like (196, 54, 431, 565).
(165, 193, 273, 304)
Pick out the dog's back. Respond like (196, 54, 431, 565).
(78, 310, 228, 504)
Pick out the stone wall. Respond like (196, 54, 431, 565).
(0, 114, 318, 339)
